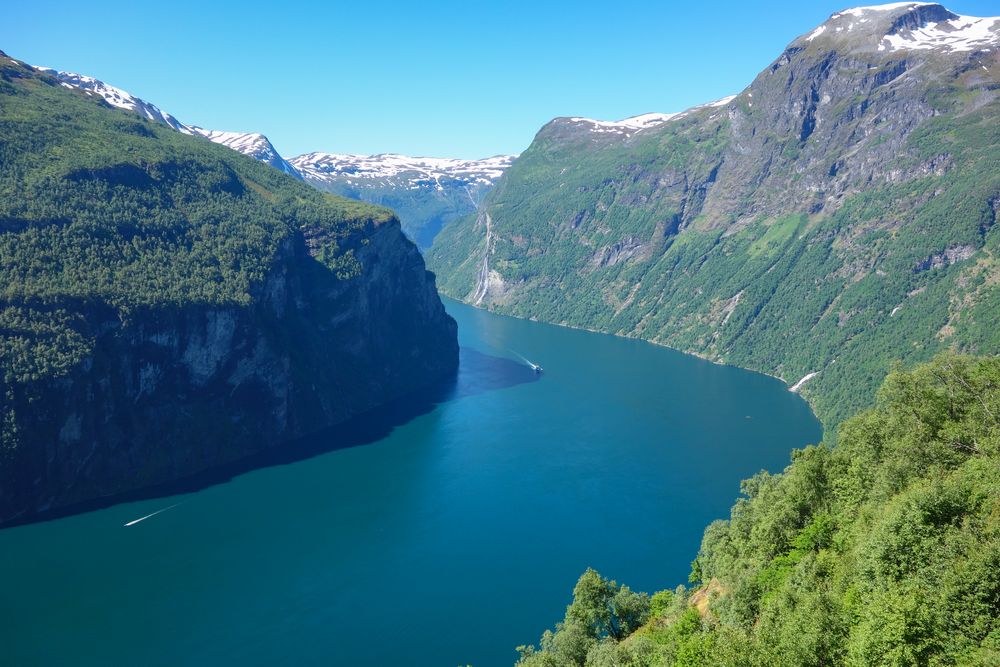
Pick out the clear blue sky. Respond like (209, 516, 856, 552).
(3, 1, 996, 158)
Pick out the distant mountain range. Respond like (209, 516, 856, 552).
(34, 65, 514, 247)
(427, 2, 1000, 425)
(290, 153, 515, 248)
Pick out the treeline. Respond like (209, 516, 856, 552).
(516, 353, 1000, 666)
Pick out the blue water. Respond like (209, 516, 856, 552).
(0, 298, 821, 666)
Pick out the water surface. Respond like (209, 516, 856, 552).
(0, 298, 821, 666)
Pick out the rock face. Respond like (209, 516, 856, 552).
(2, 221, 456, 524)
(0, 53, 458, 524)
(428, 3, 1000, 424)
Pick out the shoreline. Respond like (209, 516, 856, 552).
(437, 292, 823, 414)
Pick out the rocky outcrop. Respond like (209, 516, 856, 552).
(0, 218, 457, 525)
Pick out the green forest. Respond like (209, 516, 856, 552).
(515, 353, 1000, 666)
(0, 54, 391, 388)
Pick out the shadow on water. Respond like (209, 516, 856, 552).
(5, 347, 537, 528)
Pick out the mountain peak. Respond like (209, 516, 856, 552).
(33, 66, 193, 134)
(801, 3, 999, 53)
(549, 96, 737, 142)
(187, 127, 300, 177)
(30, 65, 302, 178)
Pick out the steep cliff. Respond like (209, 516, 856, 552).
(0, 52, 458, 524)
(428, 3, 1000, 424)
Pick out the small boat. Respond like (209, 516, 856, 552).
(529, 363, 544, 374)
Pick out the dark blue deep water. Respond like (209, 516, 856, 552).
(0, 298, 821, 666)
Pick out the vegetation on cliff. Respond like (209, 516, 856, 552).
(428, 6, 1000, 427)
(0, 53, 395, 386)
(0, 51, 457, 522)
(516, 353, 1000, 666)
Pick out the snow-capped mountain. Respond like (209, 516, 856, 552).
(289, 153, 514, 191)
(29, 64, 516, 246)
(289, 153, 517, 249)
(33, 67, 192, 134)
(188, 127, 300, 177)
(559, 5, 997, 142)
(801, 3, 999, 52)
(563, 96, 737, 139)
(33, 66, 301, 179)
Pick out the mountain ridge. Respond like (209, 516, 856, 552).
(27, 60, 516, 246)
(427, 1, 1000, 425)
(31, 64, 305, 178)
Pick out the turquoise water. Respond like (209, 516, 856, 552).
(0, 298, 821, 666)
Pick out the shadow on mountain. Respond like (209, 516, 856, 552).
(6, 346, 536, 528)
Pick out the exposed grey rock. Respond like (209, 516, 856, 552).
(0, 218, 457, 525)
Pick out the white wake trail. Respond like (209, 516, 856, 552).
(508, 349, 539, 369)
(124, 503, 181, 527)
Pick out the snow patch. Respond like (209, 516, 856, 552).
(289, 153, 516, 189)
(32, 65, 303, 176)
(706, 95, 737, 107)
(879, 13, 1000, 52)
(835, 2, 934, 18)
(568, 95, 736, 137)
(807, 25, 828, 41)
(33, 66, 193, 134)
(566, 112, 683, 134)
(188, 127, 300, 176)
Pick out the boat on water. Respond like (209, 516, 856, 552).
(529, 363, 543, 374)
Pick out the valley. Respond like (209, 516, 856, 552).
(0, 299, 820, 667)
(1, 3, 999, 666)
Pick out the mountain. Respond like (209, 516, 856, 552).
(560, 100, 735, 139)
(35, 65, 303, 178)
(188, 127, 301, 177)
(428, 2, 1000, 426)
(37, 65, 517, 247)
(0, 51, 458, 525)
(290, 153, 516, 248)
(32, 66, 192, 133)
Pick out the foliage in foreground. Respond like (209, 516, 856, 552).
(516, 353, 1000, 666)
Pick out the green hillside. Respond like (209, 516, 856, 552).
(0, 51, 457, 523)
(516, 353, 1000, 666)
(0, 52, 393, 385)
(428, 5, 1000, 426)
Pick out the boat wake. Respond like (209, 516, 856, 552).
(124, 503, 181, 527)
(509, 350, 543, 373)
